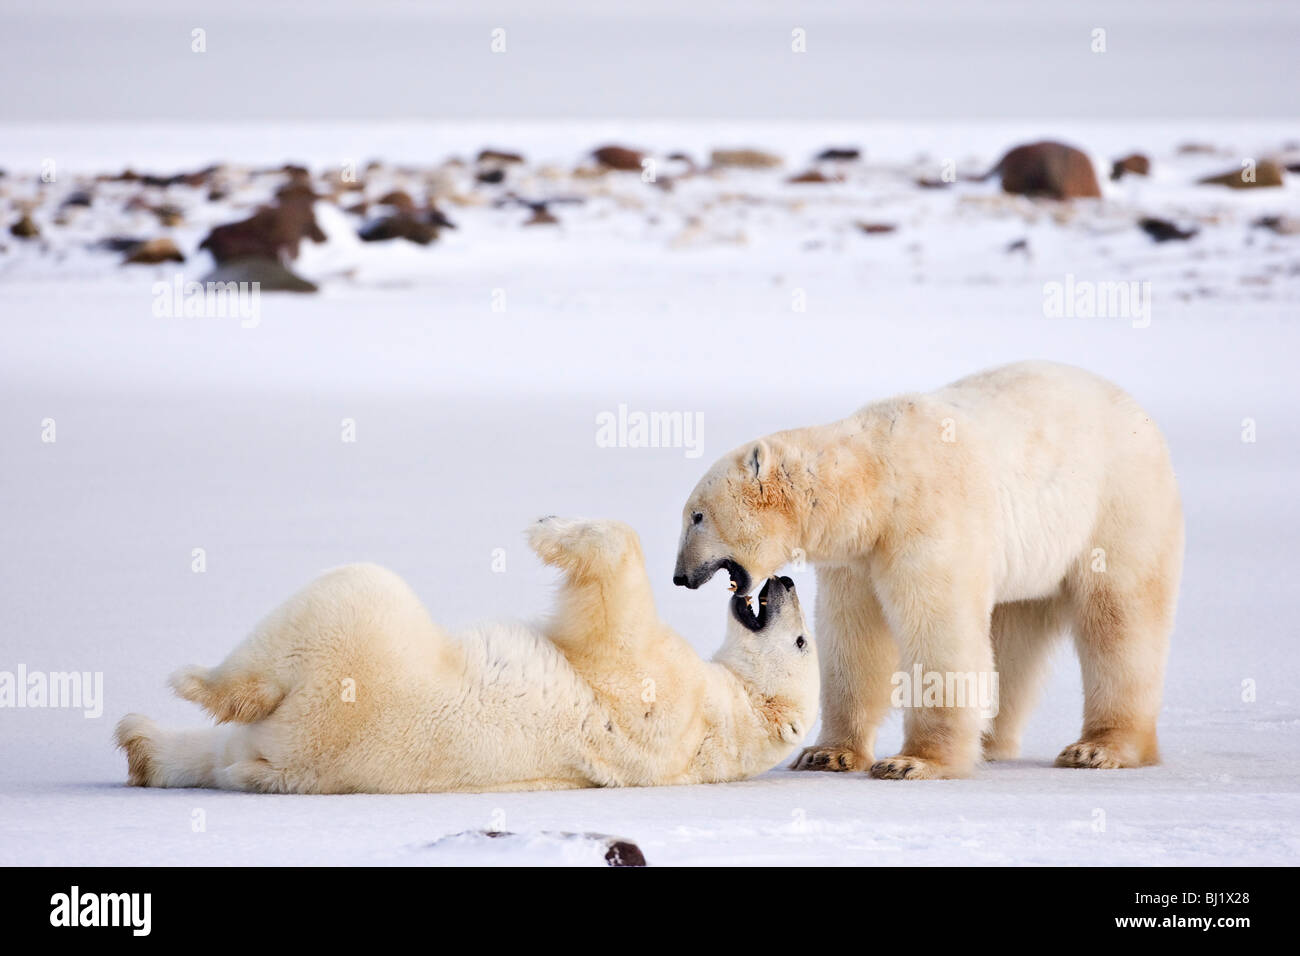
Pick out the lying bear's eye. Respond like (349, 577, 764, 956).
(692, 512, 703, 525)
(795, 636, 806, 649)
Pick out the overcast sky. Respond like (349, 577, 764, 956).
(1, 1, 1295, 123)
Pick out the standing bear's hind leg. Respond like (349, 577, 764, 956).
(981, 596, 1068, 761)
(1056, 541, 1180, 769)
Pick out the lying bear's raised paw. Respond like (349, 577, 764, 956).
(790, 746, 867, 772)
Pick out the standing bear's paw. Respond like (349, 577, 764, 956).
(790, 746, 869, 772)
(1054, 738, 1155, 769)
(527, 516, 639, 576)
(869, 755, 950, 780)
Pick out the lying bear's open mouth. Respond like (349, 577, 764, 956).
(730, 576, 792, 632)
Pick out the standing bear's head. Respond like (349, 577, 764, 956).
(673, 439, 801, 596)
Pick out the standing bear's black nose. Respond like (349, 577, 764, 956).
(673, 574, 688, 587)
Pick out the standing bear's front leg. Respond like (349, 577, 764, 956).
(790, 564, 897, 773)
(868, 562, 995, 780)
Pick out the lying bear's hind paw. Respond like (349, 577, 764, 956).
(790, 746, 868, 772)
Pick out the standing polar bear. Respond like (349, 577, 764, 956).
(674, 361, 1183, 780)
(116, 518, 817, 794)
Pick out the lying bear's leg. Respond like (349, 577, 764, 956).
(981, 596, 1068, 760)
(791, 565, 896, 772)
(528, 516, 658, 649)
(869, 571, 994, 780)
(1056, 571, 1176, 769)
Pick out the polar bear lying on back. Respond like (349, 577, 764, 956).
(116, 517, 817, 793)
(675, 361, 1183, 780)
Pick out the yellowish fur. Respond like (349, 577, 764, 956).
(115, 518, 818, 793)
(676, 361, 1183, 779)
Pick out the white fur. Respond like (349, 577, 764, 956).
(116, 518, 817, 793)
(677, 361, 1184, 778)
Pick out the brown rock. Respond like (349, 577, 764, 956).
(592, 145, 643, 171)
(854, 221, 897, 234)
(199, 198, 326, 264)
(523, 207, 559, 226)
(1199, 160, 1285, 189)
(477, 149, 525, 165)
(376, 189, 417, 212)
(1253, 215, 1300, 236)
(358, 212, 440, 245)
(710, 148, 783, 169)
(1110, 153, 1151, 180)
(152, 204, 184, 227)
(123, 237, 185, 264)
(9, 214, 39, 238)
(989, 141, 1102, 200)
(787, 169, 841, 184)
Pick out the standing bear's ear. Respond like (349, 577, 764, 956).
(744, 440, 773, 481)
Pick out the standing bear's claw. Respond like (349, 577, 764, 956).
(869, 755, 945, 780)
(790, 746, 868, 772)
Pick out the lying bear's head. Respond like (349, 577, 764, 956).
(717, 575, 817, 743)
(674, 439, 798, 594)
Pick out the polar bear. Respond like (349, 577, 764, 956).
(674, 361, 1183, 780)
(115, 517, 817, 794)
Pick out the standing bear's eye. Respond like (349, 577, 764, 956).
(795, 636, 806, 649)
(692, 512, 704, 525)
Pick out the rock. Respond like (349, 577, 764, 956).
(123, 237, 185, 264)
(427, 830, 646, 867)
(152, 204, 184, 227)
(915, 177, 950, 189)
(199, 198, 326, 264)
(815, 147, 860, 162)
(710, 148, 783, 169)
(96, 236, 146, 253)
(477, 148, 525, 165)
(1253, 215, 1300, 236)
(9, 214, 39, 238)
(523, 206, 559, 226)
(854, 221, 897, 234)
(787, 169, 841, 184)
(476, 168, 506, 185)
(988, 141, 1102, 200)
(61, 190, 94, 208)
(1199, 160, 1285, 189)
(1138, 217, 1197, 242)
(203, 257, 317, 293)
(375, 189, 416, 212)
(1110, 153, 1151, 180)
(592, 145, 643, 171)
(358, 212, 444, 244)
(1005, 238, 1030, 255)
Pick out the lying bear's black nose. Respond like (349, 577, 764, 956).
(673, 574, 688, 587)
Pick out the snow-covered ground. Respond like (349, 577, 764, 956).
(1, 120, 1298, 865)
